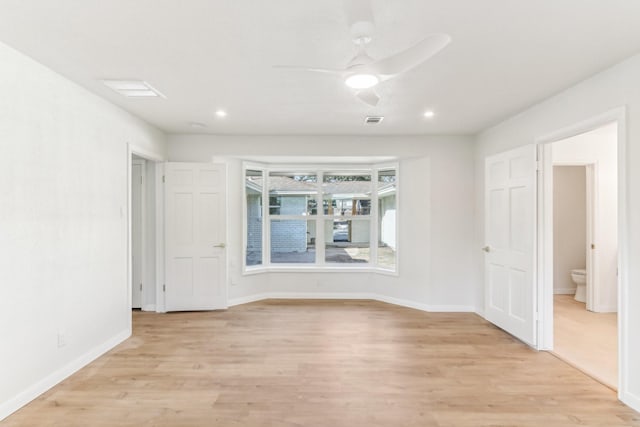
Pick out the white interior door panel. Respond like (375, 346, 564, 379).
(484, 145, 537, 346)
(165, 162, 227, 311)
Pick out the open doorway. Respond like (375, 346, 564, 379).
(541, 121, 619, 389)
(128, 149, 161, 313)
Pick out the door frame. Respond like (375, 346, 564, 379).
(535, 107, 628, 401)
(585, 163, 596, 311)
(131, 158, 146, 309)
(127, 144, 164, 320)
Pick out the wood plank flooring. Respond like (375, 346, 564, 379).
(553, 295, 618, 389)
(3, 300, 638, 427)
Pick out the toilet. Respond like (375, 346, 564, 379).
(571, 268, 587, 303)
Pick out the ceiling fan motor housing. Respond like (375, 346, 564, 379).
(350, 21, 375, 45)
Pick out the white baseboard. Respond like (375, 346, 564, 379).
(229, 292, 375, 307)
(592, 305, 618, 313)
(267, 292, 375, 300)
(0, 329, 131, 422)
(141, 304, 156, 312)
(228, 293, 274, 307)
(229, 292, 476, 313)
(621, 390, 640, 414)
(376, 295, 476, 313)
(554, 288, 576, 295)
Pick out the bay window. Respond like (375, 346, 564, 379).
(244, 164, 398, 273)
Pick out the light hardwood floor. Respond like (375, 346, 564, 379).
(3, 300, 638, 427)
(553, 294, 618, 390)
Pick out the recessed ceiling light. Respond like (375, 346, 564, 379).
(101, 80, 166, 98)
(423, 111, 435, 118)
(345, 74, 379, 89)
(188, 121, 207, 129)
(215, 110, 227, 118)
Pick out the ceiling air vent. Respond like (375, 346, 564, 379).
(364, 116, 384, 124)
(101, 80, 166, 98)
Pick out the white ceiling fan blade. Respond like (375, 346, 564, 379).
(273, 65, 345, 76)
(356, 87, 380, 106)
(369, 33, 451, 76)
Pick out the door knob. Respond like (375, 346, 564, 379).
(214, 243, 226, 248)
(482, 245, 491, 253)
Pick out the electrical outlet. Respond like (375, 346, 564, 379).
(57, 332, 67, 348)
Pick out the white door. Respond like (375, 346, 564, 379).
(484, 145, 537, 346)
(131, 160, 144, 309)
(164, 162, 227, 311)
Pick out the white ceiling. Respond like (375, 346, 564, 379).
(1, 1, 640, 136)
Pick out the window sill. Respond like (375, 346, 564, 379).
(243, 265, 398, 276)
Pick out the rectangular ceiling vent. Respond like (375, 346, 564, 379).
(101, 80, 166, 98)
(364, 116, 384, 124)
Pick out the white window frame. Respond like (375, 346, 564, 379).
(243, 162, 399, 275)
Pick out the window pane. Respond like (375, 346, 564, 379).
(245, 170, 263, 266)
(325, 219, 370, 263)
(269, 173, 317, 215)
(270, 219, 315, 263)
(322, 174, 371, 216)
(245, 166, 398, 270)
(378, 170, 397, 270)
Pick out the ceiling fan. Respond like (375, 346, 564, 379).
(275, 0, 451, 107)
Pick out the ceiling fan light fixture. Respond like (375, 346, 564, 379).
(345, 73, 379, 89)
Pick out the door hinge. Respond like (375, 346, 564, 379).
(162, 175, 166, 183)
(536, 160, 542, 171)
(140, 176, 143, 185)
(163, 284, 166, 292)
(139, 283, 142, 291)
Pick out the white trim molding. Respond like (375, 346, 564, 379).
(228, 293, 375, 307)
(553, 288, 577, 295)
(242, 162, 399, 274)
(228, 292, 476, 313)
(0, 329, 130, 422)
(534, 106, 629, 406)
(129, 144, 165, 163)
(621, 391, 640, 415)
(375, 295, 476, 313)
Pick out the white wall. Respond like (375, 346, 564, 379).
(474, 52, 640, 411)
(167, 134, 477, 311)
(553, 166, 586, 294)
(0, 42, 166, 419)
(553, 124, 618, 311)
